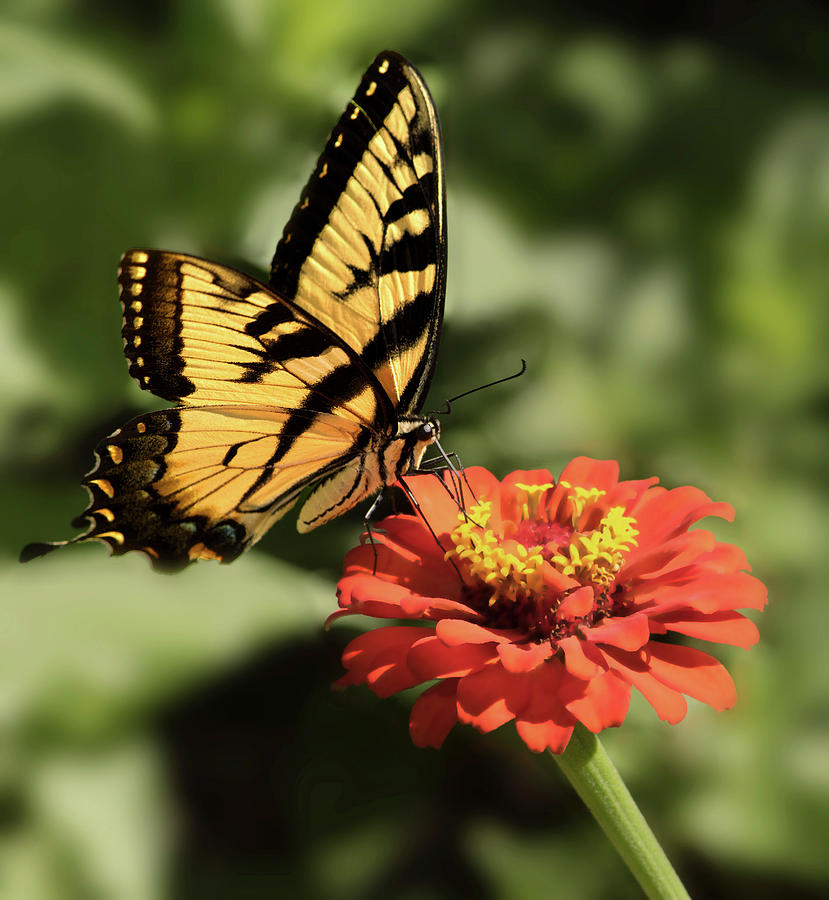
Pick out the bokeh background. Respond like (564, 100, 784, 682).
(2, 2, 827, 897)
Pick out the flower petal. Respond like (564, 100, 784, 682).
(341, 541, 464, 604)
(634, 572, 768, 616)
(407, 634, 496, 680)
(500, 469, 555, 522)
(605, 476, 659, 512)
(406, 467, 505, 535)
(631, 485, 734, 549)
(337, 626, 424, 696)
(513, 661, 577, 753)
(376, 516, 453, 561)
(560, 669, 632, 733)
(336, 573, 478, 622)
(654, 610, 760, 649)
(600, 646, 688, 723)
(694, 541, 750, 573)
(559, 635, 606, 679)
(622, 530, 716, 582)
(410, 680, 459, 748)
(497, 640, 553, 673)
(435, 619, 517, 646)
(400, 473, 471, 535)
(559, 457, 620, 493)
(456, 664, 532, 733)
(582, 612, 651, 651)
(557, 585, 595, 618)
(640, 642, 737, 711)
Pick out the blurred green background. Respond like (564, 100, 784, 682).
(2, 1, 827, 897)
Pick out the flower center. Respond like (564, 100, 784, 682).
(552, 504, 639, 587)
(449, 501, 545, 603)
(446, 482, 639, 637)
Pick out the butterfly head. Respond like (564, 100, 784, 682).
(391, 415, 441, 479)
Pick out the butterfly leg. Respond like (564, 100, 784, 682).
(362, 489, 389, 575)
(396, 475, 465, 584)
(413, 439, 479, 515)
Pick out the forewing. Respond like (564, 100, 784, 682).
(22, 405, 371, 569)
(270, 50, 446, 415)
(119, 249, 393, 430)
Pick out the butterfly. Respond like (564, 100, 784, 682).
(22, 50, 447, 569)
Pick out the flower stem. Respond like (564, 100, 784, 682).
(551, 724, 690, 899)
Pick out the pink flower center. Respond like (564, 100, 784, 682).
(446, 482, 639, 645)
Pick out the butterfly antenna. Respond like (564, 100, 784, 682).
(431, 358, 526, 416)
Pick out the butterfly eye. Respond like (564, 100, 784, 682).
(418, 421, 436, 441)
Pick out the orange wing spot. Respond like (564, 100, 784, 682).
(188, 542, 222, 562)
(136, 357, 144, 367)
(130, 282, 143, 296)
(97, 508, 115, 522)
(334, 133, 343, 148)
(378, 58, 389, 74)
(366, 80, 377, 97)
(107, 445, 124, 464)
(136, 422, 146, 433)
(134, 316, 143, 329)
(131, 300, 142, 312)
(90, 478, 115, 498)
(129, 251, 149, 264)
(301, 197, 309, 209)
(350, 107, 360, 120)
(97, 531, 125, 545)
(320, 163, 328, 178)
(142, 546, 159, 559)
(133, 335, 142, 348)
(128, 266, 147, 279)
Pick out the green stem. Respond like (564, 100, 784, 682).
(552, 724, 690, 900)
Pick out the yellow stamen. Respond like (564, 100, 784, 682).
(560, 481, 606, 523)
(446, 502, 544, 603)
(552, 505, 638, 587)
(514, 481, 554, 519)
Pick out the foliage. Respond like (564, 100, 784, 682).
(2, 2, 827, 897)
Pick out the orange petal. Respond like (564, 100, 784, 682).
(561, 670, 631, 732)
(497, 641, 553, 673)
(655, 610, 760, 648)
(410, 680, 459, 748)
(436, 619, 517, 646)
(600, 646, 688, 723)
(640, 642, 737, 711)
(631, 485, 734, 548)
(583, 613, 650, 651)
(515, 718, 575, 754)
(559, 635, 605, 679)
(407, 634, 496, 679)
(513, 661, 578, 752)
(456, 665, 531, 732)
(557, 585, 594, 618)
(623, 530, 715, 582)
(558, 457, 620, 493)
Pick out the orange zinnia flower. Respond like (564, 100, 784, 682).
(330, 460, 767, 754)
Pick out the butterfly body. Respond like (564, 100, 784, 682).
(22, 50, 447, 569)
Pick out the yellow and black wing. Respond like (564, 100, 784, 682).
(271, 50, 446, 416)
(21, 50, 446, 569)
(23, 251, 394, 566)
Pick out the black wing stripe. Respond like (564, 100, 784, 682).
(269, 51, 445, 414)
